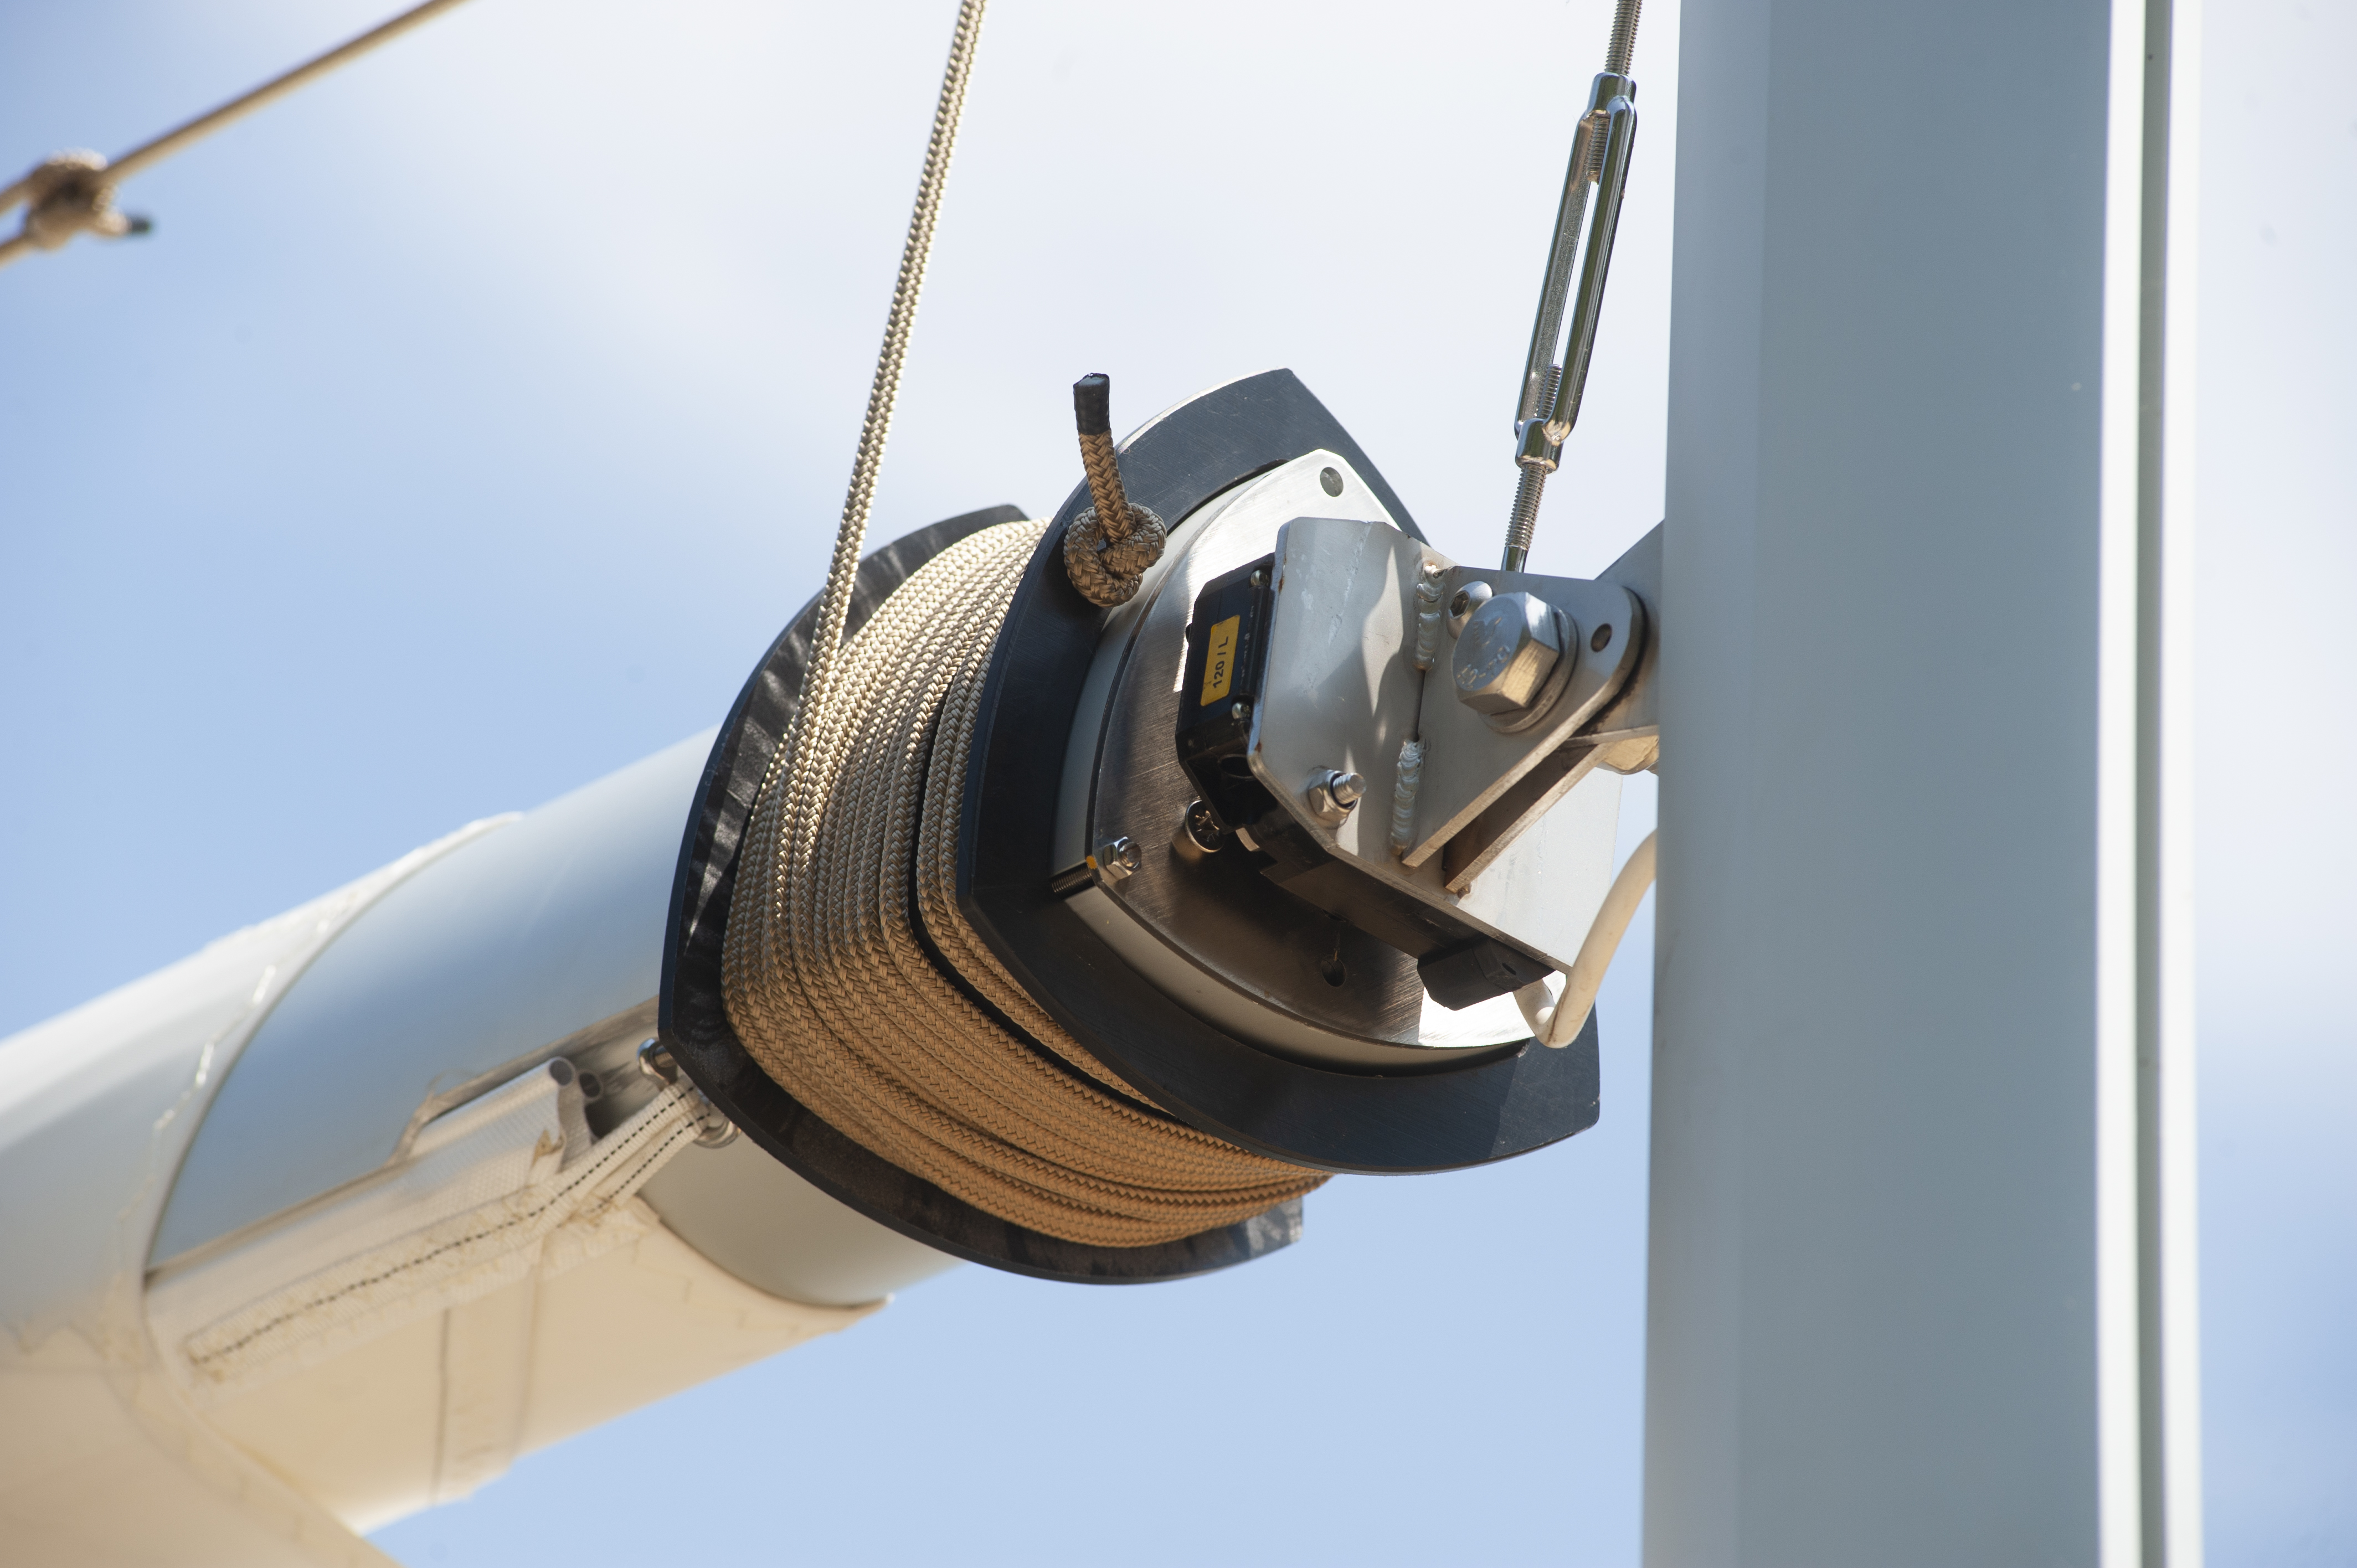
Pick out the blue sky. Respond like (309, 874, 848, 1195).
(1, 1, 2348, 1562)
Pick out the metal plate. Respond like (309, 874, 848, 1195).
(1244, 517, 1632, 974)
(1402, 564, 1643, 868)
(957, 369, 1602, 1174)
(1065, 453, 1532, 1069)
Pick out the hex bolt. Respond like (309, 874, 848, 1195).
(1453, 591, 1566, 716)
(1094, 836, 1142, 883)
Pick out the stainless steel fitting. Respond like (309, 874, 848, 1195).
(1447, 579, 1494, 638)
(1093, 836, 1143, 883)
(1453, 591, 1568, 717)
(1305, 768, 1367, 827)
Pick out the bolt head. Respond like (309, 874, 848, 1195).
(1452, 592, 1564, 715)
(1175, 799, 1226, 860)
(1095, 836, 1141, 883)
(1447, 579, 1493, 637)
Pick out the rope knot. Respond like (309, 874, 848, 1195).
(1061, 372, 1165, 607)
(1063, 501, 1166, 608)
(17, 152, 144, 250)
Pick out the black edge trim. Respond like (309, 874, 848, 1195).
(660, 503, 1300, 1283)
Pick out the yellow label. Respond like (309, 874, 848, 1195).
(1200, 615, 1241, 706)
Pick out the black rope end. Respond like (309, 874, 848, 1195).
(1073, 373, 1111, 436)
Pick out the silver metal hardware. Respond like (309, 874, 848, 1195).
(1093, 836, 1141, 883)
(1501, 68, 1641, 573)
(1319, 467, 1344, 497)
(637, 1037, 674, 1084)
(637, 1038, 737, 1147)
(1447, 579, 1493, 637)
(1542, 74, 1637, 451)
(1305, 768, 1366, 827)
(1173, 799, 1224, 862)
(1453, 591, 1568, 717)
(1238, 514, 1635, 986)
(1061, 453, 1507, 1066)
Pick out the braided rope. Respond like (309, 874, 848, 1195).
(724, 523, 1325, 1246)
(1063, 386, 1167, 607)
(722, 1, 1321, 1245)
(1063, 501, 1167, 608)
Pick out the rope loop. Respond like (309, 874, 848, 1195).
(1063, 501, 1167, 608)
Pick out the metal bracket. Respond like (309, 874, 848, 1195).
(1243, 515, 1638, 974)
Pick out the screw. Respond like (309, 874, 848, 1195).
(1319, 467, 1344, 497)
(1231, 700, 1249, 721)
(1175, 799, 1226, 860)
(1448, 579, 1493, 637)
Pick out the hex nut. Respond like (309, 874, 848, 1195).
(1094, 836, 1142, 883)
(1305, 768, 1366, 827)
(1452, 591, 1565, 715)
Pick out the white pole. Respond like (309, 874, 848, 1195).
(1645, 0, 2198, 1561)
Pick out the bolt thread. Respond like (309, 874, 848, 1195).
(1504, 464, 1547, 570)
(1604, 0, 1641, 76)
(1504, 362, 1562, 569)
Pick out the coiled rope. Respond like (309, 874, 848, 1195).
(722, 0, 1325, 1246)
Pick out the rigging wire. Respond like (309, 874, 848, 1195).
(1501, 0, 1645, 569)
(0, 0, 477, 271)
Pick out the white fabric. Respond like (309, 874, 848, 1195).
(148, 1066, 697, 1404)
